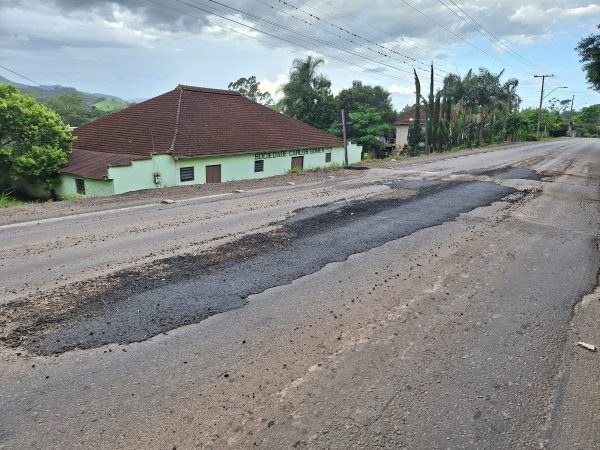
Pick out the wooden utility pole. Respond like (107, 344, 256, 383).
(341, 109, 349, 166)
(535, 74, 553, 139)
(568, 95, 575, 137)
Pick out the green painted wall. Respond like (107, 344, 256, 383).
(58, 144, 362, 197)
(56, 174, 115, 198)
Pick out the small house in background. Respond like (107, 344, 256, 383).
(395, 109, 426, 151)
(55, 85, 362, 197)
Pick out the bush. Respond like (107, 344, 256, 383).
(0, 85, 72, 194)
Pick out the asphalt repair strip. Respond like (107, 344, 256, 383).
(1, 179, 517, 355)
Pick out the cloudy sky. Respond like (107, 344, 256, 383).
(1, 0, 599, 110)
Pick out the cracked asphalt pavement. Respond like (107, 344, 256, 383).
(0, 138, 599, 449)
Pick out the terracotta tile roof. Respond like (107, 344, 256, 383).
(63, 85, 343, 178)
(396, 109, 426, 125)
(60, 149, 145, 179)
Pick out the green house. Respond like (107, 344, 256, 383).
(56, 85, 362, 197)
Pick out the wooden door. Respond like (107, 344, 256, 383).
(206, 165, 221, 183)
(291, 156, 304, 170)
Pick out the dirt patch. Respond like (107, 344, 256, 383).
(0, 169, 357, 226)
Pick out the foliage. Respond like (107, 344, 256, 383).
(0, 190, 26, 207)
(337, 81, 396, 126)
(0, 85, 72, 193)
(44, 94, 108, 127)
(573, 104, 600, 136)
(227, 75, 273, 106)
(576, 24, 600, 92)
(405, 65, 527, 152)
(407, 69, 422, 155)
(287, 166, 304, 174)
(280, 56, 338, 130)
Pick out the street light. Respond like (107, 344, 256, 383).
(543, 86, 568, 100)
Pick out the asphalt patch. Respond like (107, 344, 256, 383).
(1, 180, 516, 355)
(468, 167, 541, 181)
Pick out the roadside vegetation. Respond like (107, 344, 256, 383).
(0, 85, 72, 197)
(230, 55, 599, 162)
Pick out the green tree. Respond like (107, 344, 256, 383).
(576, 24, 600, 92)
(336, 81, 396, 126)
(346, 105, 392, 155)
(573, 104, 600, 136)
(280, 56, 338, 130)
(44, 93, 105, 127)
(0, 85, 72, 193)
(408, 69, 422, 155)
(227, 75, 273, 106)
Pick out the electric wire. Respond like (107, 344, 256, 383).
(437, 0, 541, 72)
(261, 0, 449, 76)
(0, 64, 58, 92)
(195, 0, 423, 78)
(303, 0, 467, 74)
(143, 0, 417, 87)
(399, 0, 534, 76)
(445, 0, 544, 71)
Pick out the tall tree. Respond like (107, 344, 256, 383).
(44, 94, 105, 127)
(227, 76, 273, 106)
(408, 69, 422, 155)
(426, 64, 435, 152)
(576, 24, 600, 92)
(280, 56, 338, 130)
(336, 81, 396, 126)
(0, 85, 72, 193)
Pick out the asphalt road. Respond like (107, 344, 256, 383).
(1, 138, 599, 449)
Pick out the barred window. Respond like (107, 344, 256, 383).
(254, 160, 264, 172)
(325, 152, 332, 163)
(180, 167, 195, 182)
(75, 178, 85, 195)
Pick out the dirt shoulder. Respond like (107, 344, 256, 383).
(0, 141, 536, 226)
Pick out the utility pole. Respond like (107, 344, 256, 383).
(535, 74, 553, 140)
(341, 109, 349, 166)
(568, 95, 575, 137)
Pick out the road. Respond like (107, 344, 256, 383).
(1, 138, 599, 449)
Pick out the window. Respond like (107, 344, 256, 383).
(180, 166, 195, 182)
(325, 152, 332, 163)
(75, 178, 85, 195)
(254, 160, 264, 173)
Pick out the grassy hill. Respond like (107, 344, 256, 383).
(0, 75, 130, 107)
(92, 98, 128, 112)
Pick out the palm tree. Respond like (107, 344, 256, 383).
(280, 56, 337, 129)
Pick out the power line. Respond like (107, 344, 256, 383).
(305, 0, 467, 75)
(263, 0, 448, 77)
(440, 0, 542, 72)
(0, 64, 58, 92)
(144, 0, 416, 87)
(399, 0, 533, 76)
(197, 0, 422, 78)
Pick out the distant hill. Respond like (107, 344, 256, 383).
(0, 75, 130, 108)
(92, 98, 128, 112)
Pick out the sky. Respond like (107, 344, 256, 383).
(1, 0, 599, 110)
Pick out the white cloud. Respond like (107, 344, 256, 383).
(259, 74, 287, 100)
(389, 83, 414, 95)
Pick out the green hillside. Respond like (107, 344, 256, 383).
(93, 99, 128, 112)
(0, 75, 129, 107)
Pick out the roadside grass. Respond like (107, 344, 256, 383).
(0, 191, 26, 207)
(58, 193, 86, 201)
(0, 190, 86, 208)
(287, 162, 344, 174)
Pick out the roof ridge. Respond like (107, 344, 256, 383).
(178, 84, 241, 96)
(169, 86, 184, 153)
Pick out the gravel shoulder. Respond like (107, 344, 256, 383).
(0, 141, 545, 226)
